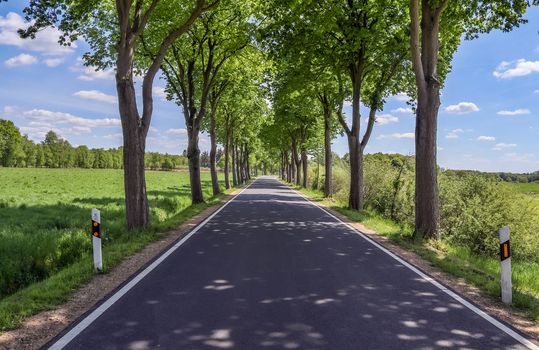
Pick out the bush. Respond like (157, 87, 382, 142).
(317, 153, 539, 264)
(440, 173, 539, 262)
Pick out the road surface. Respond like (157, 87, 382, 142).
(48, 177, 536, 350)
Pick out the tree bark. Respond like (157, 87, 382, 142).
(245, 145, 251, 180)
(410, 0, 446, 238)
(116, 38, 150, 230)
(346, 58, 364, 210)
(209, 94, 220, 196)
(301, 147, 308, 188)
(347, 135, 364, 210)
(231, 139, 237, 186)
(281, 151, 285, 180)
(322, 97, 333, 197)
(186, 125, 204, 204)
(224, 127, 231, 189)
(291, 139, 301, 186)
(236, 144, 242, 184)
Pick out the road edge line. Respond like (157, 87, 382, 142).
(285, 181, 539, 350)
(48, 179, 257, 350)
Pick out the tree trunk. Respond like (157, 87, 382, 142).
(301, 148, 308, 188)
(187, 126, 204, 204)
(117, 51, 149, 230)
(291, 141, 301, 186)
(410, 1, 443, 238)
(290, 150, 295, 184)
(122, 131, 149, 230)
(415, 84, 441, 238)
(236, 144, 242, 184)
(280, 151, 285, 180)
(324, 107, 333, 197)
(209, 106, 220, 196)
(246, 146, 251, 180)
(231, 140, 237, 186)
(224, 129, 231, 189)
(346, 57, 365, 211)
(347, 135, 364, 210)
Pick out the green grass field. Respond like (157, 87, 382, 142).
(510, 181, 539, 195)
(508, 182, 539, 216)
(0, 168, 228, 330)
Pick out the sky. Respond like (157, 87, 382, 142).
(0, 3, 538, 173)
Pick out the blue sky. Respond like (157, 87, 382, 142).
(0, 3, 538, 173)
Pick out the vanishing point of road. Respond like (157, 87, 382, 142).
(48, 177, 538, 350)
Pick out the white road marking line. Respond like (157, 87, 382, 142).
(287, 181, 539, 350)
(48, 179, 258, 350)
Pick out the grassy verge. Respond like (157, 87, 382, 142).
(295, 185, 539, 323)
(0, 168, 241, 331)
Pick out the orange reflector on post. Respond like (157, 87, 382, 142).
(500, 241, 510, 261)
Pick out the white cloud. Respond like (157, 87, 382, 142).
(74, 90, 117, 104)
(391, 107, 413, 114)
(493, 143, 517, 151)
(2, 107, 121, 142)
(444, 102, 479, 114)
(445, 128, 464, 139)
(71, 58, 115, 81)
(377, 132, 414, 140)
(147, 136, 188, 151)
(493, 59, 539, 79)
(534, 89, 539, 94)
(4, 53, 37, 67)
(78, 67, 115, 81)
(43, 58, 64, 67)
(0, 12, 75, 56)
(392, 93, 410, 102)
(497, 108, 531, 116)
(21, 109, 120, 128)
(154, 86, 168, 101)
(374, 114, 398, 125)
(166, 128, 187, 136)
(437, 147, 444, 151)
(477, 136, 495, 141)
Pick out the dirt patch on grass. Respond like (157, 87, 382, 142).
(0, 189, 241, 350)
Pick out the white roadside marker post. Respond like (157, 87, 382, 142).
(91, 208, 103, 273)
(499, 226, 512, 304)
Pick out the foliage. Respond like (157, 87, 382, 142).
(0, 120, 191, 170)
(302, 152, 539, 264)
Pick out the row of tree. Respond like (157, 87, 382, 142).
(258, 0, 533, 239)
(19, 0, 535, 239)
(22, 0, 274, 230)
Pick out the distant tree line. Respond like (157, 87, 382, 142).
(0, 119, 212, 171)
(442, 168, 539, 184)
(495, 172, 539, 183)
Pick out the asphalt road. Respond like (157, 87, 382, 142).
(49, 177, 535, 350)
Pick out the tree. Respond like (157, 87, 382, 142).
(263, 0, 410, 204)
(409, 0, 530, 238)
(0, 119, 23, 167)
(22, 0, 215, 229)
(157, 0, 253, 203)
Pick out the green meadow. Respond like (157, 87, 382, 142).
(0, 168, 227, 330)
